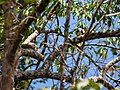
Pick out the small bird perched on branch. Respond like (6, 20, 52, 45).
(76, 28, 85, 37)
(76, 27, 87, 48)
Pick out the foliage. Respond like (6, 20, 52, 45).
(71, 79, 103, 90)
(0, 0, 120, 90)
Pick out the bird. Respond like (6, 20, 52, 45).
(76, 27, 88, 48)
(76, 28, 84, 37)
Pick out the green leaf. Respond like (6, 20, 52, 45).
(111, 48, 117, 55)
(96, 48, 107, 59)
(69, 29, 77, 35)
(0, 0, 8, 5)
(58, 0, 66, 6)
(23, 6, 34, 16)
(54, 58, 59, 65)
(24, 0, 37, 4)
(89, 80, 100, 90)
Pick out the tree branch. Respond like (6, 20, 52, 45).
(15, 69, 72, 84)
(104, 55, 120, 70)
(40, 29, 120, 72)
(106, 73, 120, 83)
(71, 28, 120, 44)
(15, 69, 116, 89)
(88, 0, 105, 32)
(20, 48, 43, 61)
(60, 0, 71, 89)
(11, 0, 51, 36)
(76, 45, 101, 70)
(106, 12, 120, 17)
(85, 43, 120, 50)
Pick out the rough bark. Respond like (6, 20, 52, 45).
(0, 0, 51, 89)
(1, 1, 20, 90)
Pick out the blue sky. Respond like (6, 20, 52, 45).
(27, 1, 120, 89)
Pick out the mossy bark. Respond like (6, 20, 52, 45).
(1, 1, 20, 90)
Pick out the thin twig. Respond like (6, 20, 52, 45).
(24, 63, 37, 71)
(90, 15, 105, 31)
(106, 12, 120, 17)
(104, 56, 120, 70)
(106, 73, 120, 83)
(76, 45, 101, 70)
(85, 43, 120, 50)
(88, 0, 105, 33)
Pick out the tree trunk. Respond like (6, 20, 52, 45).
(1, 1, 20, 90)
